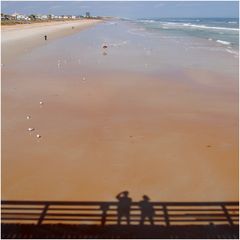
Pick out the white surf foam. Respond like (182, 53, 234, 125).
(140, 20, 156, 23)
(161, 22, 239, 32)
(225, 48, 238, 55)
(216, 40, 231, 45)
(181, 23, 239, 31)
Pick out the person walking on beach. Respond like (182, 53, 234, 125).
(44, 35, 47, 41)
(116, 191, 132, 225)
(139, 195, 155, 225)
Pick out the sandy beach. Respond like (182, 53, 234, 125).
(1, 19, 102, 63)
(1, 19, 238, 203)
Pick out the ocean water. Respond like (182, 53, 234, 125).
(133, 18, 239, 51)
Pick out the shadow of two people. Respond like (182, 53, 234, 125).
(101, 191, 155, 226)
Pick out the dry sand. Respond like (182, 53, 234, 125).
(1, 20, 238, 202)
(1, 19, 102, 63)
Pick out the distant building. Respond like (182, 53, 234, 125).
(48, 14, 54, 19)
(11, 12, 18, 19)
(1, 13, 15, 20)
(8, 12, 30, 21)
(16, 14, 27, 20)
(53, 15, 62, 20)
(85, 12, 90, 18)
(35, 14, 49, 20)
(41, 15, 48, 20)
(52, 15, 61, 19)
(35, 14, 41, 19)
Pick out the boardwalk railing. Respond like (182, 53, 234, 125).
(1, 200, 239, 226)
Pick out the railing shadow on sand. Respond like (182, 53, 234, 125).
(1, 200, 239, 239)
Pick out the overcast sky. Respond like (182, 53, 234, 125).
(1, 1, 239, 19)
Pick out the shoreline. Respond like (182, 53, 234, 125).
(1, 19, 103, 63)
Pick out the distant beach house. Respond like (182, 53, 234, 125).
(1, 13, 15, 20)
(55, 15, 62, 19)
(35, 14, 48, 20)
(41, 15, 48, 20)
(16, 14, 27, 20)
(8, 12, 30, 21)
(10, 12, 17, 19)
(63, 15, 77, 19)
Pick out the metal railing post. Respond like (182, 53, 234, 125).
(162, 204, 170, 226)
(37, 203, 49, 225)
(221, 204, 234, 226)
